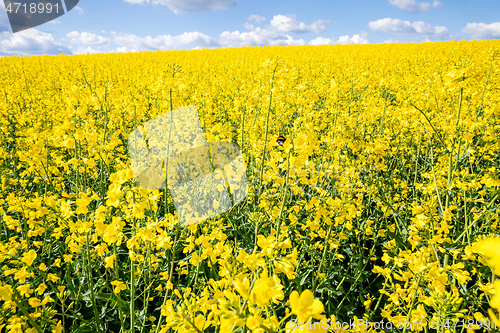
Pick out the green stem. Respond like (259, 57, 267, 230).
(154, 224, 180, 333)
(130, 192, 137, 333)
(478, 51, 496, 119)
(139, 244, 152, 333)
(402, 273, 423, 333)
(258, 60, 280, 198)
(241, 105, 246, 148)
(114, 244, 125, 332)
(335, 239, 378, 311)
(312, 223, 333, 293)
(429, 143, 444, 215)
(455, 191, 499, 242)
(380, 97, 386, 136)
(411, 102, 446, 148)
(163, 88, 173, 211)
(275, 144, 292, 241)
(412, 134, 421, 199)
(241, 267, 261, 313)
(86, 234, 102, 331)
(366, 265, 395, 321)
(462, 189, 470, 245)
(445, 87, 462, 209)
(276, 312, 293, 331)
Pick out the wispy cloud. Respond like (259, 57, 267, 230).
(462, 22, 500, 40)
(112, 31, 219, 51)
(369, 17, 449, 39)
(67, 31, 110, 45)
(269, 14, 328, 34)
(123, 0, 236, 14)
(387, 0, 442, 13)
(309, 32, 369, 45)
(0, 29, 71, 56)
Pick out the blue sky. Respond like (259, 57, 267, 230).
(0, 0, 499, 56)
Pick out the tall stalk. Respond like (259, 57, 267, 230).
(445, 87, 462, 209)
(402, 273, 423, 333)
(258, 60, 280, 198)
(86, 234, 102, 331)
(154, 225, 180, 333)
(275, 143, 292, 242)
(130, 191, 137, 333)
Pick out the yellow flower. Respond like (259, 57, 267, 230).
(46, 273, 60, 283)
(53, 258, 61, 268)
(490, 280, 500, 310)
(246, 315, 262, 331)
(473, 237, 500, 276)
(0, 284, 13, 301)
(52, 321, 64, 333)
(251, 274, 284, 307)
(192, 314, 209, 331)
(21, 249, 37, 266)
(233, 275, 250, 300)
(75, 191, 96, 215)
(35, 283, 47, 295)
(14, 267, 34, 284)
(289, 290, 325, 323)
(28, 297, 42, 307)
(104, 254, 116, 269)
(17, 283, 33, 297)
(111, 280, 127, 294)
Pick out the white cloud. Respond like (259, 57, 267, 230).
(66, 31, 109, 45)
(248, 15, 266, 23)
(219, 14, 327, 47)
(337, 32, 369, 44)
(116, 46, 138, 53)
(387, 0, 442, 13)
(243, 22, 255, 30)
(124, 0, 236, 14)
(73, 46, 101, 55)
(309, 32, 369, 45)
(369, 18, 449, 38)
(123, 0, 149, 4)
(219, 27, 305, 47)
(462, 22, 500, 40)
(0, 11, 339, 55)
(0, 29, 71, 56)
(309, 37, 335, 45)
(63, 13, 326, 52)
(244, 15, 266, 30)
(269, 14, 328, 33)
(74, 6, 84, 14)
(382, 39, 401, 43)
(155, 0, 236, 13)
(113, 31, 219, 50)
(388, 0, 427, 13)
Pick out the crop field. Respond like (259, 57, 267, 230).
(1, 40, 500, 333)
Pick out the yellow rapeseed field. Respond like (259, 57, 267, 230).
(1, 40, 500, 333)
